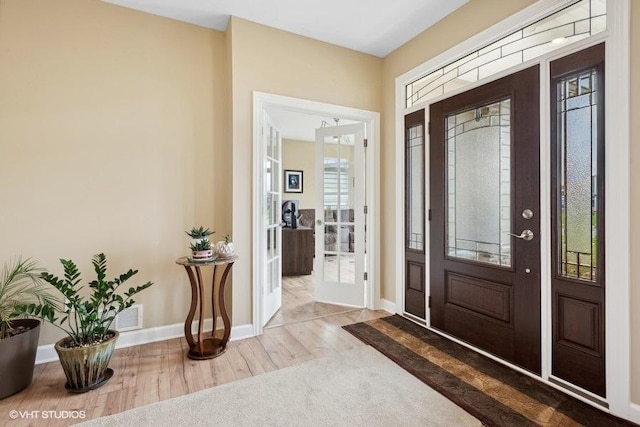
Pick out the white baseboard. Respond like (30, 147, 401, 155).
(36, 318, 255, 365)
(380, 298, 397, 314)
(629, 402, 640, 424)
(230, 323, 255, 341)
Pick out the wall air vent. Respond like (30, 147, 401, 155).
(114, 304, 143, 332)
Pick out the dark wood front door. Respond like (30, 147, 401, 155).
(550, 43, 606, 397)
(430, 66, 541, 374)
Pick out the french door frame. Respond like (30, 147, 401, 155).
(394, 0, 630, 418)
(252, 92, 381, 337)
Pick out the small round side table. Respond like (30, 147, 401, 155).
(175, 255, 237, 360)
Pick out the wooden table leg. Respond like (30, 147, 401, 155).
(195, 266, 205, 356)
(218, 262, 234, 347)
(183, 266, 197, 349)
(211, 265, 217, 339)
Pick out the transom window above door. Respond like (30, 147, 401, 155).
(406, 0, 606, 108)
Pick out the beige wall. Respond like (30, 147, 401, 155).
(630, 0, 640, 404)
(0, 0, 229, 345)
(282, 139, 315, 210)
(229, 17, 382, 325)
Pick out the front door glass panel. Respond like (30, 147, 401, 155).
(446, 99, 512, 267)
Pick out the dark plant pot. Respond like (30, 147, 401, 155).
(55, 330, 119, 393)
(0, 319, 41, 399)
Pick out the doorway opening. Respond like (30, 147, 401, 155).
(252, 92, 380, 337)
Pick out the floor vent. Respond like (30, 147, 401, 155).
(115, 304, 143, 332)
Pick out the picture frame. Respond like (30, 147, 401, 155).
(284, 170, 303, 193)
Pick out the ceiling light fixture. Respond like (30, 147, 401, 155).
(550, 37, 567, 46)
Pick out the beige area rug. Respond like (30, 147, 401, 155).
(77, 346, 480, 427)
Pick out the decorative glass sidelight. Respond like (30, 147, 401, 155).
(557, 69, 599, 282)
(446, 99, 512, 266)
(407, 123, 424, 251)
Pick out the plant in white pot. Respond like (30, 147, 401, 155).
(186, 226, 215, 260)
(0, 258, 57, 399)
(17, 253, 153, 392)
(214, 234, 234, 258)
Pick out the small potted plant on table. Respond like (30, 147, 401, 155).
(186, 226, 215, 260)
(17, 253, 153, 392)
(214, 234, 235, 259)
(0, 258, 56, 399)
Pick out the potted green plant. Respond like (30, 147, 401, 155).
(18, 253, 153, 392)
(0, 258, 57, 399)
(186, 226, 215, 260)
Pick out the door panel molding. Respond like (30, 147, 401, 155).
(446, 272, 512, 325)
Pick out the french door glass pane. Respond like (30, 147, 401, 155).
(446, 99, 512, 266)
(557, 69, 598, 282)
(321, 131, 356, 284)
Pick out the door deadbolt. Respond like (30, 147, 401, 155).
(522, 209, 534, 220)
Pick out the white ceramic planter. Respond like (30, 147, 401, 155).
(214, 241, 234, 257)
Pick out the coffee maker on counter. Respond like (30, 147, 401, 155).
(282, 200, 299, 229)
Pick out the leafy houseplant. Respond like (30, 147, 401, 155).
(185, 226, 214, 240)
(18, 253, 153, 392)
(0, 258, 56, 399)
(186, 226, 215, 260)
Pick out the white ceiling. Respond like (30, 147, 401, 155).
(102, 0, 469, 58)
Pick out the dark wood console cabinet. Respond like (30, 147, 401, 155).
(282, 226, 313, 276)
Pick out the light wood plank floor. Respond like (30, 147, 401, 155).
(265, 274, 361, 328)
(0, 296, 387, 426)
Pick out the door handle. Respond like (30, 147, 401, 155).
(316, 219, 323, 226)
(509, 229, 534, 241)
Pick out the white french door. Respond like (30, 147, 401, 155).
(314, 123, 366, 307)
(262, 113, 282, 325)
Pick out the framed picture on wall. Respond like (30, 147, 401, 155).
(284, 170, 303, 193)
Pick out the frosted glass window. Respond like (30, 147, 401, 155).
(557, 69, 599, 281)
(406, 0, 607, 107)
(446, 99, 511, 267)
